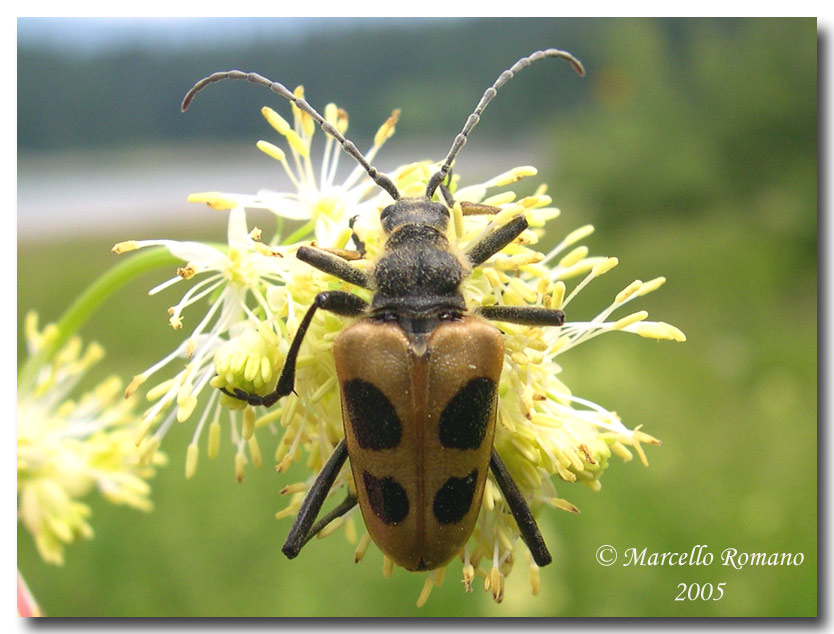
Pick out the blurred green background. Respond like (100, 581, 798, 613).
(17, 17, 817, 617)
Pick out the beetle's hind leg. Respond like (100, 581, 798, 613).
(298, 493, 359, 550)
(282, 439, 357, 559)
(220, 291, 368, 407)
(490, 450, 552, 567)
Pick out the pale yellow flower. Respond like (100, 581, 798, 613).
(17, 313, 163, 565)
(127, 89, 684, 605)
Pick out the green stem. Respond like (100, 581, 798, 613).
(280, 219, 315, 246)
(19, 247, 181, 389)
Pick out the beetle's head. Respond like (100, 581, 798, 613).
(379, 199, 450, 234)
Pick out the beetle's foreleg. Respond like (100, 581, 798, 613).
(221, 291, 368, 407)
(489, 449, 552, 567)
(475, 305, 565, 327)
(282, 439, 351, 559)
(297, 246, 372, 289)
(466, 215, 529, 267)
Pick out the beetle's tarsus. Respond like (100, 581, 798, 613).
(282, 440, 350, 559)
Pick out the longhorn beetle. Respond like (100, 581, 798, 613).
(182, 49, 585, 572)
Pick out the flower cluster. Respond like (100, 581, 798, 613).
(117, 90, 684, 605)
(17, 313, 164, 566)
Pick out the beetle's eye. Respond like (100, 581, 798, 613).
(380, 205, 394, 221)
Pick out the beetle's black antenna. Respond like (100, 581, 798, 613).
(425, 49, 585, 199)
(182, 71, 401, 201)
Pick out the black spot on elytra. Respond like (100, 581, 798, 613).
(438, 378, 496, 449)
(344, 379, 402, 450)
(362, 472, 409, 524)
(433, 469, 478, 525)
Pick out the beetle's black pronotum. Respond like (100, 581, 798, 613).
(182, 49, 585, 572)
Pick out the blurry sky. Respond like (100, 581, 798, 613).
(16, 16, 427, 53)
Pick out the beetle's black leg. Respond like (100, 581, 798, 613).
(282, 439, 350, 559)
(298, 493, 359, 549)
(466, 215, 529, 267)
(439, 176, 457, 207)
(475, 305, 565, 327)
(348, 215, 366, 257)
(297, 246, 372, 289)
(222, 291, 368, 407)
(490, 449, 552, 567)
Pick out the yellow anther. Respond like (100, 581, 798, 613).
(452, 201, 464, 241)
(317, 516, 344, 539)
(462, 562, 475, 592)
(529, 562, 541, 596)
(256, 140, 286, 162)
(235, 451, 245, 483)
(111, 240, 139, 254)
(613, 310, 649, 331)
(324, 103, 338, 126)
(275, 504, 298, 520)
(261, 106, 309, 157)
(638, 276, 667, 295)
(335, 108, 349, 135)
(207, 419, 221, 459)
(485, 567, 504, 603)
(615, 280, 644, 304)
(494, 205, 525, 226)
(354, 532, 372, 563)
(633, 322, 687, 341)
(177, 265, 196, 280)
(481, 191, 517, 207)
(124, 374, 147, 399)
(293, 86, 315, 138)
(416, 576, 434, 608)
(185, 443, 199, 479)
(558, 245, 589, 269)
(138, 436, 161, 465)
(591, 256, 619, 276)
(519, 194, 553, 209)
(374, 108, 400, 146)
(262, 106, 290, 134)
(249, 434, 267, 470)
(507, 277, 538, 303)
(484, 165, 537, 187)
(551, 280, 566, 309)
(563, 224, 595, 247)
(186, 192, 237, 210)
(548, 497, 580, 513)
(242, 407, 256, 440)
(176, 395, 197, 422)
